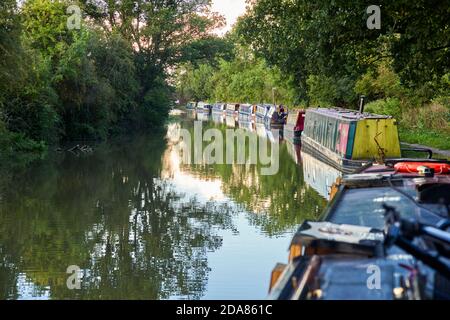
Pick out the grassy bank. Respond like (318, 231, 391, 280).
(399, 128, 450, 151)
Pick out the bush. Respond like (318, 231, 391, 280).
(402, 102, 450, 133)
(364, 98, 402, 120)
(0, 120, 46, 160)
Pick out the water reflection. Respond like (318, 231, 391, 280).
(0, 115, 328, 300)
(175, 119, 327, 236)
(302, 151, 342, 200)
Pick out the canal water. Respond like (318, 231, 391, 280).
(0, 111, 329, 300)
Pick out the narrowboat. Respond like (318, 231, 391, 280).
(301, 108, 402, 173)
(186, 101, 196, 110)
(238, 104, 255, 118)
(203, 103, 213, 114)
(266, 105, 286, 128)
(196, 101, 206, 110)
(255, 104, 268, 119)
(284, 109, 305, 145)
(226, 103, 240, 116)
(212, 103, 226, 114)
(268, 158, 450, 300)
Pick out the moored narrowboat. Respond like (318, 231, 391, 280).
(265, 104, 286, 128)
(284, 109, 305, 145)
(186, 101, 196, 109)
(203, 103, 213, 114)
(301, 108, 402, 173)
(212, 102, 226, 114)
(238, 103, 255, 119)
(196, 101, 206, 110)
(268, 162, 450, 300)
(226, 103, 240, 116)
(255, 104, 268, 119)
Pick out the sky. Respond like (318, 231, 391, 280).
(211, 0, 248, 35)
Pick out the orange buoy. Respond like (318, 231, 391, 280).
(394, 162, 450, 175)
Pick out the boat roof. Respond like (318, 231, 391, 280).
(325, 173, 449, 230)
(307, 107, 393, 120)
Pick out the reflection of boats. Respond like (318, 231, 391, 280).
(284, 110, 305, 145)
(211, 112, 225, 125)
(301, 151, 342, 200)
(238, 119, 254, 132)
(225, 115, 236, 128)
(285, 140, 302, 165)
(266, 127, 282, 144)
(301, 108, 401, 173)
(255, 122, 268, 139)
(185, 108, 197, 120)
(269, 159, 450, 300)
(196, 111, 210, 122)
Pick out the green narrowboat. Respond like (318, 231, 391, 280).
(301, 108, 401, 173)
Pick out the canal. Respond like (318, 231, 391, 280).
(0, 111, 329, 300)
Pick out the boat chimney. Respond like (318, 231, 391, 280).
(359, 95, 366, 114)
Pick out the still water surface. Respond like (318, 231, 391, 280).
(0, 112, 330, 299)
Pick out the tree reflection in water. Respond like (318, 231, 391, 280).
(0, 116, 326, 300)
(0, 132, 239, 299)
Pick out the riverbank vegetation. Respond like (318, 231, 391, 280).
(0, 0, 224, 164)
(177, 0, 449, 150)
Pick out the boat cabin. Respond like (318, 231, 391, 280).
(238, 104, 255, 117)
(212, 103, 226, 113)
(226, 103, 240, 115)
(255, 105, 268, 118)
(186, 102, 196, 109)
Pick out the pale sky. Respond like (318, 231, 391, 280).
(211, 0, 248, 35)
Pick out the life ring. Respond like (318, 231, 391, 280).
(394, 162, 450, 174)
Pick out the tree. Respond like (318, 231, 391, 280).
(236, 0, 450, 104)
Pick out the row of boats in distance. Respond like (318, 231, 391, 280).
(183, 100, 450, 300)
(186, 101, 304, 132)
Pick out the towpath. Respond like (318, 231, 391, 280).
(401, 142, 450, 158)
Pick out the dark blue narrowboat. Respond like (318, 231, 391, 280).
(268, 161, 450, 300)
